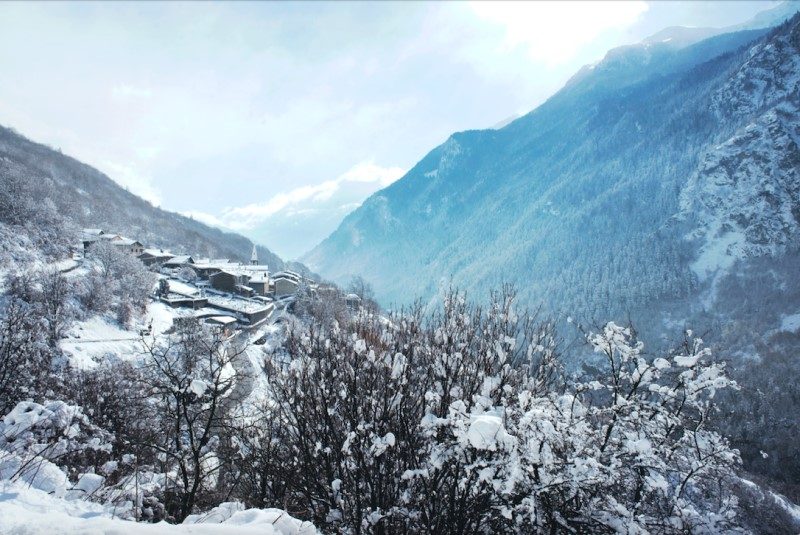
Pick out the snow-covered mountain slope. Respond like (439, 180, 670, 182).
(304, 15, 800, 351)
(680, 103, 800, 281)
(0, 125, 309, 273)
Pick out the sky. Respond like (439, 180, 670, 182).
(0, 1, 782, 259)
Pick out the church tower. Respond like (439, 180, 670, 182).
(251, 244, 258, 266)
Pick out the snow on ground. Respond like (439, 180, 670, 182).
(739, 478, 800, 527)
(60, 315, 142, 369)
(780, 312, 800, 333)
(54, 258, 79, 273)
(60, 303, 183, 369)
(240, 323, 284, 407)
(0, 481, 317, 535)
(769, 490, 800, 525)
(689, 229, 745, 282)
(147, 301, 182, 337)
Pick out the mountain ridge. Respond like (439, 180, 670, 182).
(303, 15, 800, 352)
(0, 124, 310, 275)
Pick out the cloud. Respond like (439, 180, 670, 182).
(468, 1, 649, 65)
(219, 161, 406, 230)
(175, 161, 403, 259)
(112, 84, 153, 99)
(180, 210, 229, 229)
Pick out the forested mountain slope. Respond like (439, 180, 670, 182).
(305, 17, 800, 349)
(0, 125, 306, 273)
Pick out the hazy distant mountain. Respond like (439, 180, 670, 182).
(491, 114, 521, 130)
(640, 1, 800, 50)
(304, 15, 800, 352)
(0, 125, 308, 273)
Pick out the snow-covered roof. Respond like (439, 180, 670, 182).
(210, 269, 239, 279)
(82, 228, 104, 235)
(273, 271, 301, 282)
(207, 294, 271, 314)
(165, 255, 193, 265)
(243, 265, 269, 273)
(111, 238, 142, 247)
(193, 307, 236, 318)
(248, 272, 269, 283)
(196, 261, 242, 271)
(205, 316, 238, 326)
(141, 248, 174, 258)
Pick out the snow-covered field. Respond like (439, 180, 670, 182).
(60, 315, 141, 369)
(60, 302, 184, 369)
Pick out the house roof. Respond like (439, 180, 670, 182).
(111, 238, 142, 247)
(166, 255, 194, 265)
(141, 249, 174, 258)
(273, 270, 301, 281)
(82, 228, 104, 235)
(210, 269, 239, 279)
(195, 261, 240, 271)
(205, 316, 237, 326)
(206, 294, 271, 314)
(248, 273, 269, 283)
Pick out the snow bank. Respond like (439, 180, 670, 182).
(0, 481, 318, 535)
(185, 502, 317, 534)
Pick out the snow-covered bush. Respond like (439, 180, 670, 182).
(261, 289, 742, 533)
(4, 268, 77, 347)
(0, 297, 54, 414)
(0, 400, 112, 494)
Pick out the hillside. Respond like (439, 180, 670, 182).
(0, 125, 306, 273)
(304, 17, 800, 351)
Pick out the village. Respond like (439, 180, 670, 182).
(77, 228, 342, 340)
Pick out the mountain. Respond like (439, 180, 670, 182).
(0, 125, 307, 274)
(639, 1, 800, 50)
(304, 15, 800, 352)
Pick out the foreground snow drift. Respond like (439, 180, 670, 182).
(0, 481, 317, 535)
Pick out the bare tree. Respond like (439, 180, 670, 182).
(86, 240, 156, 326)
(347, 275, 379, 312)
(140, 319, 248, 522)
(39, 268, 71, 345)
